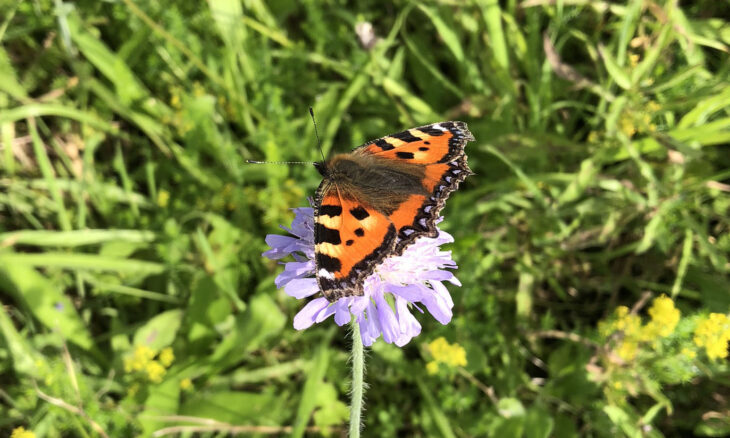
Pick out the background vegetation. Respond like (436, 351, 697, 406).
(1, 0, 729, 436)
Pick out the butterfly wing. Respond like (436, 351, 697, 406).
(355, 122, 474, 252)
(314, 182, 397, 302)
(355, 121, 473, 165)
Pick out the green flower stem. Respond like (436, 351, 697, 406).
(349, 320, 365, 437)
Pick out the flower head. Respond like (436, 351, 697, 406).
(159, 347, 175, 367)
(644, 294, 680, 338)
(426, 336, 467, 373)
(11, 427, 35, 438)
(694, 313, 730, 360)
(264, 207, 461, 346)
(599, 295, 681, 362)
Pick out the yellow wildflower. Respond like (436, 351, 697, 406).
(159, 347, 175, 368)
(146, 360, 166, 383)
(427, 337, 467, 368)
(426, 361, 439, 375)
(11, 427, 36, 438)
(629, 53, 640, 67)
(180, 378, 193, 390)
(613, 306, 642, 338)
(619, 114, 636, 138)
(643, 294, 680, 338)
(157, 189, 170, 208)
(617, 340, 638, 361)
(124, 345, 156, 373)
(694, 313, 730, 360)
(647, 101, 661, 112)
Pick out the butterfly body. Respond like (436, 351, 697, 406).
(313, 121, 474, 302)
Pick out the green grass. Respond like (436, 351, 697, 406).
(1, 0, 730, 436)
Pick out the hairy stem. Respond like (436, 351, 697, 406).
(349, 320, 365, 437)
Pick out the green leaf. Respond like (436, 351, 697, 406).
(0, 253, 165, 275)
(67, 13, 147, 104)
(525, 407, 554, 438)
(312, 382, 349, 429)
(185, 274, 232, 343)
(417, 379, 456, 438)
(494, 417, 525, 438)
(0, 305, 43, 377)
(0, 261, 93, 350)
(209, 0, 243, 48)
(603, 405, 642, 438)
(599, 44, 632, 90)
(694, 416, 730, 437)
(0, 103, 118, 133)
(418, 6, 464, 62)
(0, 229, 156, 248)
(381, 77, 438, 119)
(678, 86, 730, 128)
(133, 309, 183, 350)
(180, 390, 286, 424)
(558, 159, 597, 204)
(479, 0, 509, 69)
(209, 294, 285, 367)
(140, 377, 181, 435)
(0, 47, 27, 99)
(498, 398, 526, 418)
(291, 346, 330, 438)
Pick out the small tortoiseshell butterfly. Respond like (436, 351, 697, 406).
(313, 121, 474, 302)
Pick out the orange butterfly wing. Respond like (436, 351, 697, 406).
(356, 122, 473, 251)
(314, 186, 396, 301)
(356, 121, 471, 164)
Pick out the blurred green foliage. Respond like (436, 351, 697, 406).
(1, 0, 730, 436)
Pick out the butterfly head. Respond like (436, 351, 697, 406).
(313, 161, 328, 177)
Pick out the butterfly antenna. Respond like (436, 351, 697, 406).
(309, 107, 326, 163)
(245, 160, 316, 165)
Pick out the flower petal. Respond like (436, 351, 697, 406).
(374, 293, 399, 344)
(419, 270, 455, 282)
(275, 260, 315, 288)
(411, 283, 452, 325)
(293, 297, 330, 330)
(431, 280, 454, 309)
(388, 284, 430, 302)
(284, 278, 320, 299)
(359, 314, 378, 347)
(394, 297, 421, 346)
(263, 235, 301, 259)
(360, 301, 383, 346)
(334, 300, 353, 326)
(349, 295, 370, 316)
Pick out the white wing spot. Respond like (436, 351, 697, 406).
(318, 269, 335, 280)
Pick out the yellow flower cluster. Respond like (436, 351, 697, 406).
(124, 346, 175, 383)
(645, 295, 681, 337)
(618, 101, 659, 139)
(180, 378, 193, 390)
(157, 189, 170, 208)
(693, 313, 730, 360)
(601, 295, 681, 361)
(11, 427, 35, 438)
(426, 337, 467, 374)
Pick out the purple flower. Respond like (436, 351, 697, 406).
(264, 207, 461, 346)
